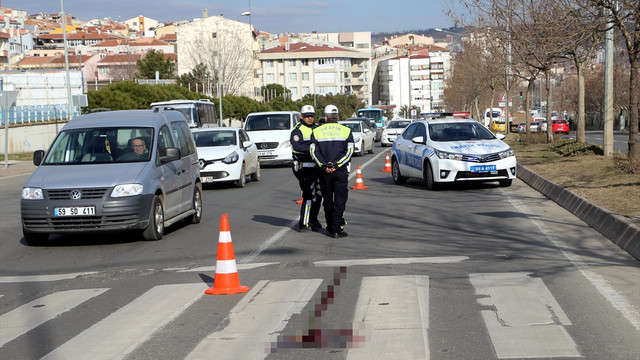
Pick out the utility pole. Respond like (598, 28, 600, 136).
(603, 6, 614, 156)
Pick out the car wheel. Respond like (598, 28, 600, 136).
(424, 161, 438, 190)
(235, 165, 246, 188)
(22, 225, 48, 246)
(188, 184, 202, 224)
(250, 161, 261, 181)
(143, 195, 164, 240)
(499, 179, 513, 187)
(369, 141, 375, 154)
(391, 157, 407, 184)
(359, 144, 365, 156)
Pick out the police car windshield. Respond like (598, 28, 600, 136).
(429, 122, 495, 141)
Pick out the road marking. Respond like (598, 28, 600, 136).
(185, 278, 323, 360)
(470, 272, 580, 358)
(505, 191, 640, 332)
(348, 275, 429, 360)
(0, 288, 108, 347)
(0, 271, 99, 283)
(315, 256, 468, 267)
(40, 284, 203, 360)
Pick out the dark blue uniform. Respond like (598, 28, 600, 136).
(291, 121, 322, 230)
(310, 122, 354, 236)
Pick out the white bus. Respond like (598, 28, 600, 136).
(150, 99, 217, 128)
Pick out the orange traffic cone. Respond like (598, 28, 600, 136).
(350, 165, 369, 190)
(296, 194, 303, 204)
(205, 214, 249, 295)
(381, 153, 392, 172)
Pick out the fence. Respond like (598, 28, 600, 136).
(0, 104, 79, 126)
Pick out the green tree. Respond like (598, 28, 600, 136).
(136, 50, 176, 79)
(178, 63, 209, 91)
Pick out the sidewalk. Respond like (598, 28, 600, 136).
(2, 159, 638, 259)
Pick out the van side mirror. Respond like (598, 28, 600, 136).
(160, 147, 180, 163)
(33, 150, 45, 166)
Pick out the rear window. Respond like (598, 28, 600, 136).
(245, 114, 291, 131)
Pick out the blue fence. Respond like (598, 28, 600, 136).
(0, 105, 80, 126)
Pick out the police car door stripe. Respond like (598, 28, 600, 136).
(348, 275, 429, 359)
(41, 284, 203, 360)
(0, 289, 108, 347)
(470, 272, 579, 358)
(186, 279, 322, 359)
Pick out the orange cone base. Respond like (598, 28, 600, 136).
(351, 184, 369, 190)
(296, 196, 303, 204)
(205, 284, 249, 295)
(381, 167, 391, 172)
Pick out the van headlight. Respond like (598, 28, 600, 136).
(222, 151, 239, 164)
(279, 140, 291, 149)
(111, 183, 143, 197)
(22, 187, 43, 200)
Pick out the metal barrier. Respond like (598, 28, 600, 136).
(0, 105, 79, 125)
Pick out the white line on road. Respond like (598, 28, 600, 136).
(315, 256, 468, 267)
(185, 278, 323, 360)
(0, 288, 108, 347)
(0, 271, 99, 283)
(348, 275, 430, 360)
(40, 283, 204, 360)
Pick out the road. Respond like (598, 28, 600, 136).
(1, 144, 639, 359)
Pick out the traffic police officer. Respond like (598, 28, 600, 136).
(310, 105, 354, 238)
(291, 105, 323, 232)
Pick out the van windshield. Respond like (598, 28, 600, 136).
(43, 127, 154, 164)
(245, 114, 290, 131)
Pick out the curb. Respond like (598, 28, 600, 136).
(518, 164, 640, 260)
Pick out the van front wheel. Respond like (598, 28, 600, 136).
(143, 195, 164, 240)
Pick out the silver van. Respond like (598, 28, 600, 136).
(243, 111, 299, 164)
(20, 109, 202, 245)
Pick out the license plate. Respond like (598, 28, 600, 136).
(258, 150, 273, 157)
(471, 165, 497, 172)
(202, 176, 215, 183)
(54, 206, 95, 216)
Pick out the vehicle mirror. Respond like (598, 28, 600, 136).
(411, 136, 425, 144)
(495, 133, 506, 140)
(160, 147, 180, 163)
(242, 140, 253, 148)
(33, 150, 45, 166)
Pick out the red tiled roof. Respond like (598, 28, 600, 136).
(0, 32, 10, 39)
(98, 54, 142, 64)
(17, 57, 55, 65)
(261, 42, 359, 54)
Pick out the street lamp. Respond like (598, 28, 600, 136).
(215, 11, 250, 126)
(60, 0, 72, 122)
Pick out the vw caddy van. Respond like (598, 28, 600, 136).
(20, 109, 202, 245)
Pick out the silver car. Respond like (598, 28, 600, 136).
(339, 119, 375, 156)
(20, 109, 202, 245)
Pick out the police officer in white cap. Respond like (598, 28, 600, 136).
(310, 105, 354, 238)
(291, 105, 323, 232)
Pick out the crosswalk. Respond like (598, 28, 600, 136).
(1, 272, 583, 359)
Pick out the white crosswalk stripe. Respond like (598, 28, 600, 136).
(0, 273, 581, 359)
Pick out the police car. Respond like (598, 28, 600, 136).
(391, 118, 517, 189)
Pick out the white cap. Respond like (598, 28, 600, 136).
(300, 105, 315, 115)
(324, 105, 339, 116)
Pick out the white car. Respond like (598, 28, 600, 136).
(381, 119, 412, 147)
(391, 118, 517, 189)
(193, 128, 260, 188)
(338, 119, 375, 156)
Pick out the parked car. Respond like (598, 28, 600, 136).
(339, 119, 375, 156)
(243, 111, 298, 164)
(530, 121, 541, 132)
(381, 119, 412, 147)
(391, 118, 517, 189)
(552, 119, 569, 134)
(516, 122, 526, 133)
(193, 128, 260, 188)
(20, 109, 203, 245)
(491, 119, 506, 132)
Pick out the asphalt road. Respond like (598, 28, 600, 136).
(1, 144, 638, 359)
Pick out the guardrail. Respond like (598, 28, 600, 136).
(0, 105, 79, 126)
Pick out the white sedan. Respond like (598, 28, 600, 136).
(193, 128, 260, 188)
(338, 120, 375, 156)
(381, 119, 412, 147)
(391, 118, 517, 189)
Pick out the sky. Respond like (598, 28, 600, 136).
(6, 0, 462, 35)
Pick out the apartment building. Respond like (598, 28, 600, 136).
(376, 51, 451, 116)
(257, 42, 371, 103)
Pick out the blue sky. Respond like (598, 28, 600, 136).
(8, 0, 461, 34)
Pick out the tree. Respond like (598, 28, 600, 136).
(136, 50, 176, 79)
(178, 63, 210, 94)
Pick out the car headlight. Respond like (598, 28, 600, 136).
(222, 151, 240, 164)
(111, 183, 143, 197)
(498, 148, 515, 159)
(354, 137, 361, 143)
(22, 187, 43, 200)
(435, 149, 464, 161)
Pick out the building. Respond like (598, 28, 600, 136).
(257, 42, 371, 103)
(123, 15, 159, 37)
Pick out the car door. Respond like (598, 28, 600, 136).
(156, 125, 182, 218)
(361, 121, 374, 150)
(406, 122, 427, 178)
(240, 130, 257, 174)
(396, 123, 422, 178)
(170, 121, 198, 213)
